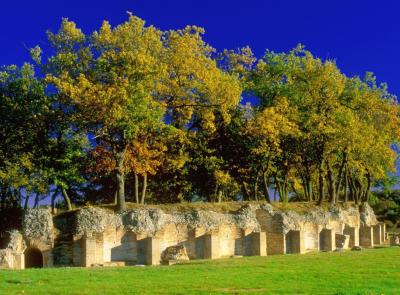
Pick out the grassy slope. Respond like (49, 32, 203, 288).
(1, 247, 399, 295)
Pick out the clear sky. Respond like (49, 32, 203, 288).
(1, 0, 400, 97)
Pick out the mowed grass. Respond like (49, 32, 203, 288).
(1, 247, 400, 295)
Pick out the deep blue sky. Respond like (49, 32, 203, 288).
(1, 0, 400, 97)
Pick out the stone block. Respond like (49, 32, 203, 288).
(82, 235, 97, 267)
(390, 235, 399, 246)
(343, 226, 359, 248)
(204, 233, 220, 259)
(266, 232, 286, 255)
(380, 223, 386, 241)
(359, 226, 374, 248)
(146, 237, 160, 265)
(319, 229, 336, 252)
(373, 224, 383, 245)
(161, 245, 189, 264)
(250, 232, 267, 256)
(13, 253, 24, 270)
(286, 230, 305, 254)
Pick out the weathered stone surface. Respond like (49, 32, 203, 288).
(390, 235, 400, 246)
(161, 245, 189, 263)
(359, 203, 378, 226)
(71, 203, 368, 238)
(75, 207, 122, 235)
(122, 204, 261, 235)
(335, 234, 350, 249)
(6, 230, 25, 252)
(351, 246, 362, 251)
(23, 209, 53, 242)
(0, 202, 380, 269)
(344, 226, 359, 248)
(0, 249, 10, 268)
(359, 226, 374, 248)
(320, 229, 335, 252)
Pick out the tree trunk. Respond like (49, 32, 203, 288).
(326, 162, 335, 204)
(134, 173, 139, 204)
(277, 178, 288, 203)
(254, 172, 260, 201)
(115, 151, 126, 212)
(262, 172, 271, 203)
(354, 178, 363, 205)
(140, 173, 147, 205)
(307, 180, 313, 202)
(34, 193, 39, 208)
(24, 194, 30, 210)
(218, 190, 223, 203)
(344, 166, 348, 203)
(348, 176, 355, 202)
(363, 171, 371, 203)
(335, 152, 347, 200)
(317, 167, 324, 206)
(241, 181, 251, 201)
(60, 187, 72, 211)
(51, 191, 56, 214)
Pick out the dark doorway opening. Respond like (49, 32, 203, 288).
(25, 247, 43, 268)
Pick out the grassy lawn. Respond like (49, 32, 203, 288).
(1, 247, 399, 295)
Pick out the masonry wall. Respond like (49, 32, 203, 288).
(0, 204, 380, 269)
(303, 224, 319, 252)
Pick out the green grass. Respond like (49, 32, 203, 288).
(1, 247, 400, 295)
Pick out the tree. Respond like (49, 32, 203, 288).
(248, 45, 400, 204)
(45, 15, 167, 211)
(0, 64, 50, 209)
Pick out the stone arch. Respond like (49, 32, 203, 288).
(24, 247, 43, 268)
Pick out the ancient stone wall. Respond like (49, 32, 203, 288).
(0, 203, 386, 269)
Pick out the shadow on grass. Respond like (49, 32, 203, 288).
(6, 280, 33, 284)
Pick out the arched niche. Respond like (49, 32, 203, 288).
(24, 247, 43, 268)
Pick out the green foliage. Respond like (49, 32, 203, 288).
(0, 15, 399, 210)
(371, 190, 400, 224)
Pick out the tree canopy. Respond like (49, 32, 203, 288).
(0, 14, 399, 212)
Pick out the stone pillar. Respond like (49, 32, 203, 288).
(286, 230, 305, 254)
(267, 233, 286, 255)
(373, 224, 382, 245)
(191, 228, 205, 259)
(42, 250, 54, 268)
(242, 229, 253, 256)
(380, 223, 386, 241)
(319, 229, 336, 252)
(359, 226, 374, 248)
(343, 226, 359, 248)
(72, 236, 82, 266)
(250, 232, 267, 256)
(204, 233, 220, 259)
(146, 237, 160, 266)
(82, 235, 97, 267)
(12, 253, 24, 270)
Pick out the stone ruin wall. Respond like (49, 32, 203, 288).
(0, 203, 388, 269)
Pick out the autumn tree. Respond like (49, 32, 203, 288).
(249, 45, 400, 204)
(45, 15, 167, 211)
